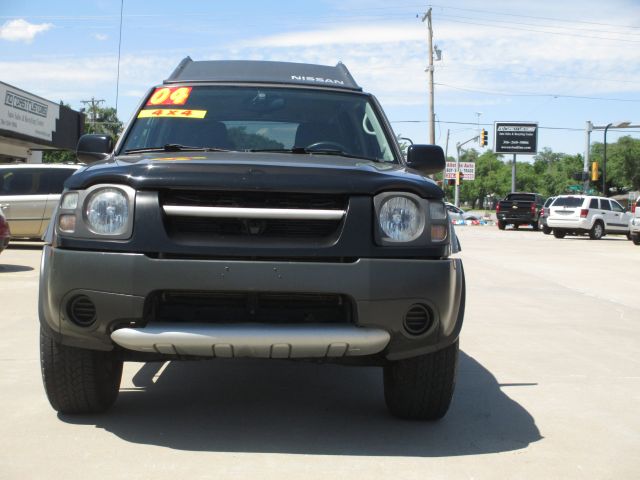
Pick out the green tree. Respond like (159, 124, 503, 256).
(591, 136, 640, 193)
(83, 105, 123, 140)
(43, 102, 123, 164)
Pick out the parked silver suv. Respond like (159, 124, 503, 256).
(0, 164, 81, 239)
(547, 195, 631, 240)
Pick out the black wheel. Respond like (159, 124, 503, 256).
(632, 234, 640, 246)
(498, 221, 506, 230)
(384, 340, 459, 420)
(40, 326, 122, 414)
(589, 222, 604, 240)
(542, 225, 552, 235)
(553, 230, 566, 238)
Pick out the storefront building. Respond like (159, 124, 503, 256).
(0, 81, 84, 163)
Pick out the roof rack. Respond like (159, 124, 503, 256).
(164, 58, 361, 91)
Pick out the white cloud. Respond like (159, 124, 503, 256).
(0, 19, 53, 43)
(245, 24, 424, 47)
(93, 33, 109, 41)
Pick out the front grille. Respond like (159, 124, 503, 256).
(168, 217, 338, 238)
(145, 291, 354, 325)
(163, 191, 347, 209)
(161, 190, 347, 240)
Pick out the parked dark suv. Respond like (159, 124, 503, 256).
(39, 58, 465, 420)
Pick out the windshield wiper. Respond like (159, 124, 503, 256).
(124, 144, 231, 154)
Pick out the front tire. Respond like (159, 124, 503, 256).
(632, 234, 640, 245)
(589, 222, 604, 240)
(40, 326, 122, 414)
(553, 230, 566, 238)
(384, 340, 459, 420)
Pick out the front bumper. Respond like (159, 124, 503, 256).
(39, 247, 464, 361)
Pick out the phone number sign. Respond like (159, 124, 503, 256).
(445, 162, 475, 180)
(494, 122, 538, 154)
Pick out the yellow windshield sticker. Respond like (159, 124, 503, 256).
(137, 109, 207, 119)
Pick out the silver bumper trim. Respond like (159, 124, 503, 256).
(111, 323, 390, 358)
(162, 205, 346, 220)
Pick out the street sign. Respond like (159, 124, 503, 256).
(494, 122, 538, 154)
(445, 161, 475, 180)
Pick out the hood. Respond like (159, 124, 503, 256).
(67, 151, 443, 198)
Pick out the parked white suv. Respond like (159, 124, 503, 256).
(630, 197, 640, 245)
(547, 195, 632, 240)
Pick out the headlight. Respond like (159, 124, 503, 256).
(374, 192, 449, 246)
(85, 188, 129, 235)
(56, 184, 135, 239)
(378, 196, 424, 242)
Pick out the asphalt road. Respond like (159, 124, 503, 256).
(0, 229, 638, 479)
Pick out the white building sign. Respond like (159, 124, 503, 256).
(0, 82, 60, 142)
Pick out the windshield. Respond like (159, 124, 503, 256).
(120, 86, 397, 162)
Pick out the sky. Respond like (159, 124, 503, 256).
(1, 0, 640, 159)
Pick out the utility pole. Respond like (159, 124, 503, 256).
(511, 154, 517, 192)
(583, 121, 592, 193)
(422, 8, 435, 145)
(444, 129, 450, 159)
(80, 97, 105, 127)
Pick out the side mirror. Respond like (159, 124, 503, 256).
(406, 144, 445, 175)
(76, 134, 113, 164)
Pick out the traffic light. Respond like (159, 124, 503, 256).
(591, 161, 599, 181)
(455, 171, 464, 186)
(479, 129, 488, 147)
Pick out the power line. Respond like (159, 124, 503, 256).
(429, 4, 640, 31)
(434, 82, 640, 102)
(390, 120, 640, 134)
(438, 16, 640, 44)
(436, 62, 640, 86)
(437, 12, 640, 39)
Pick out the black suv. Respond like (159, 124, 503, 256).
(39, 58, 465, 420)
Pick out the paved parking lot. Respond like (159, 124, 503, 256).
(0, 228, 638, 479)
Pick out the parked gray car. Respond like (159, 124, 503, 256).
(0, 164, 81, 239)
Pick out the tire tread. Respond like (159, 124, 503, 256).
(40, 326, 122, 414)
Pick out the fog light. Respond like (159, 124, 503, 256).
(58, 214, 76, 232)
(431, 224, 447, 241)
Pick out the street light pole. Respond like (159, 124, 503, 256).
(602, 123, 612, 197)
